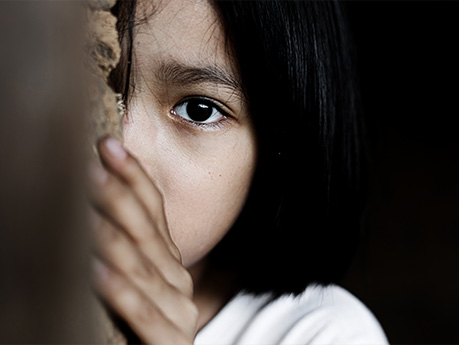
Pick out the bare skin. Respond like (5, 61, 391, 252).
(90, 0, 256, 343)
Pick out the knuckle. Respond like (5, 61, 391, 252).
(177, 268, 194, 297)
(136, 302, 157, 325)
(104, 275, 128, 299)
(133, 220, 159, 245)
(129, 223, 149, 245)
(98, 219, 121, 243)
(101, 178, 129, 209)
(110, 181, 129, 201)
(93, 223, 127, 261)
(152, 274, 168, 296)
(132, 258, 156, 282)
(111, 285, 148, 323)
(131, 264, 150, 282)
(180, 296, 199, 323)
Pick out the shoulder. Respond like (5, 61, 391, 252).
(195, 284, 388, 345)
(276, 285, 388, 344)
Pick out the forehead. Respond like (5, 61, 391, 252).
(136, 0, 228, 67)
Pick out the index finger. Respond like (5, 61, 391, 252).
(97, 136, 182, 263)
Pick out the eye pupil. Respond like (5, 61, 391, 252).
(186, 100, 213, 122)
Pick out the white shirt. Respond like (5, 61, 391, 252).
(195, 284, 388, 345)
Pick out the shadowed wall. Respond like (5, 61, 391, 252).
(0, 2, 101, 342)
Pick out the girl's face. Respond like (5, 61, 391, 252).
(123, 0, 256, 268)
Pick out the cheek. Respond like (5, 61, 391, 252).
(124, 112, 256, 268)
(163, 133, 256, 267)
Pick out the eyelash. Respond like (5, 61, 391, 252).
(169, 96, 231, 130)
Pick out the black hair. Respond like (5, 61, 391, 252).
(109, 0, 365, 297)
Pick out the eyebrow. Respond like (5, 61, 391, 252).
(155, 60, 245, 99)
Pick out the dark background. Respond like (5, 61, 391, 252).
(342, 1, 459, 344)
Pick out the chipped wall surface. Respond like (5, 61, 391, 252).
(86, 0, 124, 153)
(86, 0, 127, 342)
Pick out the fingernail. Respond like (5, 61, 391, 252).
(89, 162, 108, 185)
(104, 137, 127, 161)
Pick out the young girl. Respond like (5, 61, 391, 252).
(90, 0, 388, 344)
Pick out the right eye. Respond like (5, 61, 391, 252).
(171, 98, 227, 125)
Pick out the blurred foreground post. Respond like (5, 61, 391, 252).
(0, 2, 107, 342)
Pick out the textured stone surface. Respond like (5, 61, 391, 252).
(86, 0, 124, 156)
(86, 0, 127, 343)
